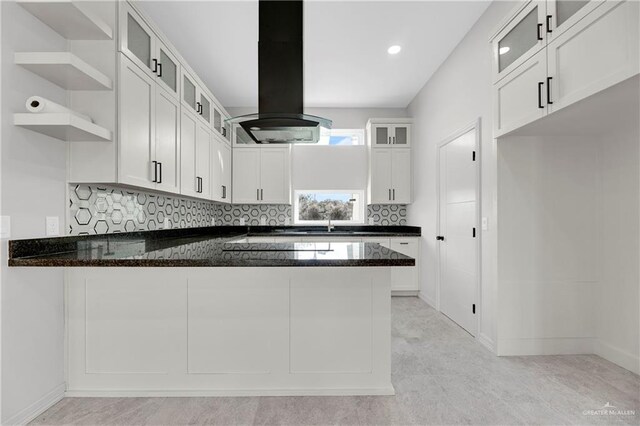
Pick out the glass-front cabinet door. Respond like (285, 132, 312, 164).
(547, 0, 602, 40)
(213, 107, 222, 135)
(372, 125, 390, 145)
(156, 41, 179, 98)
(392, 125, 410, 146)
(181, 72, 197, 113)
(120, 3, 154, 77)
(492, 1, 546, 82)
(198, 91, 211, 124)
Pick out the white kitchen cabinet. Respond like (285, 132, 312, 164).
(492, 0, 638, 137)
(181, 69, 212, 125)
(211, 135, 231, 203)
(367, 121, 412, 147)
(547, 0, 639, 114)
(368, 148, 412, 204)
(119, 3, 178, 99)
(491, 1, 547, 83)
(493, 49, 548, 136)
(180, 108, 211, 199)
(389, 239, 420, 293)
(212, 105, 232, 142)
(233, 147, 291, 204)
(118, 55, 179, 192)
(195, 121, 212, 199)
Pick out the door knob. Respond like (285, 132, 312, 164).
(436, 236, 445, 241)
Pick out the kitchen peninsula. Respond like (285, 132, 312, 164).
(9, 226, 418, 397)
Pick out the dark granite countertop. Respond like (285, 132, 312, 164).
(8, 225, 419, 267)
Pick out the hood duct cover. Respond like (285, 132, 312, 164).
(227, 0, 332, 144)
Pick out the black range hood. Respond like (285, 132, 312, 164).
(227, 0, 331, 144)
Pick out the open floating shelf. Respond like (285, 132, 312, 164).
(15, 52, 112, 90)
(18, 0, 113, 40)
(14, 113, 112, 142)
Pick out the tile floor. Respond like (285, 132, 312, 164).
(31, 297, 639, 425)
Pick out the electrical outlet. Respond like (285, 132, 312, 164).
(45, 216, 59, 236)
(481, 217, 488, 231)
(164, 218, 170, 229)
(0, 216, 11, 239)
(240, 217, 246, 225)
(260, 216, 267, 226)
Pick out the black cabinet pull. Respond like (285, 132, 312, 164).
(152, 160, 157, 182)
(222, 127, 227, 137)
(222, 185, 226, 199)
(152, 58, 158, 73)
(393, 189, 395, 200)
(399, 242, 409, 245)
(196, 102, 202, 114)
(537, 23, 543, 41)
(547, 77, 553, 104)
(157, 62, 162, 78)
(261, 189, 264, 201)
(538, 82, 544, 109)
(546, 15, 552, 33)
(257, 188, 260, 201)
(157, 162, 162, 184)
(388, 189, 391, 200)
(436, 236, 445, 241)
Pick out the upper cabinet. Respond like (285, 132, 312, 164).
(491, 0, 639, 137)
(369, 122, 412, 147)
(232, 147, 291, 204)
(181, 69, 211, 125)
(119, 3, 179, 99)
(366, 119, 413, 205)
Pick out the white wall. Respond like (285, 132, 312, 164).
(596, 118, 639, 373)
(1, 2, 67, 423)
(406, 1, 517, 350)
(497, 135, 599, 355)
(227, 107, 408, 200)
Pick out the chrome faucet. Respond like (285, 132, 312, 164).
(327, 216, 335, 233)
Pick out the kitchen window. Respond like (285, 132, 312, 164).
(314, 129, 365, 146)
(294, 190, 365, 224)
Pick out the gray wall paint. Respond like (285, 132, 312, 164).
(406, 1, 516, 349)
(1, 2, 67, 422)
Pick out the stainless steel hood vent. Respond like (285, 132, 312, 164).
(227, 0, 332, 144)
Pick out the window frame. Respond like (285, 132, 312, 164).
(304, 128, 365, 146)
(293, 190, 366, 225)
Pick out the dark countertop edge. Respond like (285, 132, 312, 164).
(8, 225, 422, 260)
(8, 258, 416, 268)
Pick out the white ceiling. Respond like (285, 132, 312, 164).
(139, 1, 490, 108)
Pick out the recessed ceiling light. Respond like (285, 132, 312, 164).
(387, 45, 402, 55)
(499, 46, 510, 55)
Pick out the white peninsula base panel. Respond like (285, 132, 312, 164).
(65, 267, 393, 396)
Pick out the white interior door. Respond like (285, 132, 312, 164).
(438, 126, 479, 336)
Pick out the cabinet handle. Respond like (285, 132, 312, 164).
(393, 189, 395, 200)
(537, 23, 543, 41)
(222, 127, 227, 137)
(152, 58, 158, 74)
(157, 162, 162, 184)
(257, 188, 260, 201)
(152, 160, 157, 182)
(388, 136, 391, 144)
(197, 102, 202, 114)
(538, 82, 544, 109)
(399, 242, 409, 245)
(436, 236, 445, 241)
(261, 189, 264, 201)
(388, 189, 391, 200)
(222, 185, 226, 199)
(393, 136, 396, 144)
(546, 15, 552, 33)
(546, 77, 553, 104)
(157, 62, 162, 78)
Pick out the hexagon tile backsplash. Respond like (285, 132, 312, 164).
(69, 184, 407, 235)
(69, 184, 217, 235)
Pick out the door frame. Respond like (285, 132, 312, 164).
(436, 118, 482, 337)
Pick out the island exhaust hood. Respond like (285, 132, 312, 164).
(227, 0, 331, 144)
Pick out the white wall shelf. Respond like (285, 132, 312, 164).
(18, 0, 113, 40)
(15, 52, 112, 90)
(14, 113, 111, 142)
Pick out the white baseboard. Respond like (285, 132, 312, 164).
(594, 339, 640, 375)
(64, 386, 396, 398)
(497, 337, 595, 356)
(418, 293, 437, 310)
(478, 332, 496, 353)
(3, 383, 65, 426)
(391, 290, 419, 297)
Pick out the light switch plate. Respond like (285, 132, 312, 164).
(0, 216, 11, 239)
(45, 216, 60, 236)
(481, 217, 488, 231)
(164, 218, 170, 229)
(211, 218, 215, 226)
(240, 218, 245, 225)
